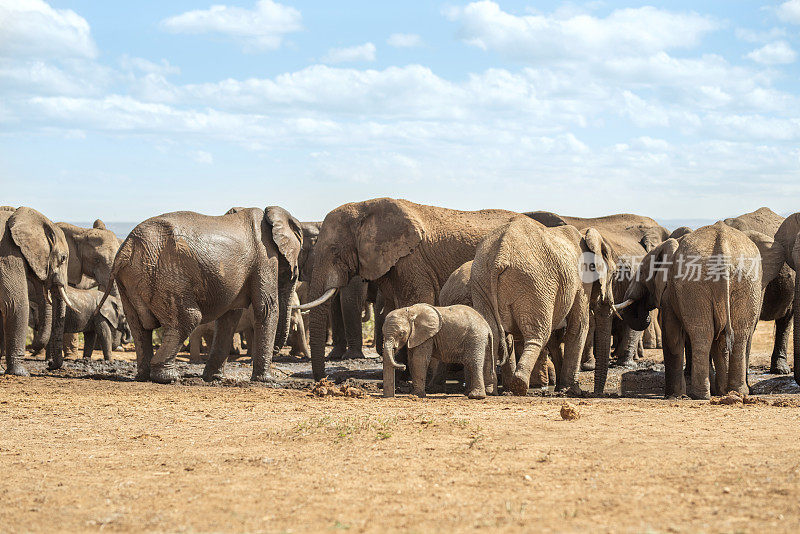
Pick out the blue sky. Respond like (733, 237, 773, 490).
(1, 0, 799, 224)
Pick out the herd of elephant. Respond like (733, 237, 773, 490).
(1, 201, 798, 401)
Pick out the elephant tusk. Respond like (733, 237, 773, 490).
(45, 290, 52, 305)
(611, 298, 634, 319)
(292, 288, 337, 311)
(58, 286, 76, 311)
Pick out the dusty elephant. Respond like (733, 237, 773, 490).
(0, 206, 71, 376)
(470, 216, 615, 395)
(524, 211, 669, 393)
(296, 198, 519, 381)
(724, 207, 795, 374)
(382, 304, 495, 399)
(766, 212, 800, 384)
(99, 207, 302, 384)
(617, 222, 768, 399)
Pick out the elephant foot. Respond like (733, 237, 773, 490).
(4, 360, 30, 377)
(770, 357, 790, 375)
(556, 383, 583, 397)
(135, 367, 150, 382)
(46, 359, 63, 371)
(150, 364, 179, 384)
(689, 389, 711, 401)
(508, 374, 529, 396)
(328, 346, 347, 360)
(467, 387, 486, 399)
(202, 366, 225, 382)
(615, 356, 637, 369)
(341, 348, 365, 360)
(581, 358, 596, 371)
(413, 390, 426, 398)
(251, 371, 278, 384)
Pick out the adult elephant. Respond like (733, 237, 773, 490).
(98, 206, 302, 383)
(616, 223, 768, 399)
(470, 216, 615, 395)
(723, 207, 795, 374)
(297, 198, 519, 381)
(300, 222, 368, 360)
(0, 206, 71, 376)
(524, 211, 670, 394)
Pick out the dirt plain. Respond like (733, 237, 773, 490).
(2, 322, 800, 533)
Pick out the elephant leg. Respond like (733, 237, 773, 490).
(189, 329, 204, 364)
(711, 334, 728, 397)
(95, 320, 114, 361)
(119, 292, 154, 381)
(465, 345, 487, 400)
(614, 326, 641, 368)
(63, 332, 79, 359)
(2, 299, 31, 377)
(661, 308, 686, 398)
(581, 311, 595, 371)
(409, 343, 433, 398)
(251, 285, 280, 383)
(687, 328, 713, 400)
(203, 308, 244, 382)
(771, 311, 792, 374)
(557, 296, 590, 394)
(82, 330, 96, 360)
(374, 292, 386, 356)
(340, 277, 366, 359)
(529, 349, 550, 389)
(328, 293, 347, 360)
(150, 306, 200, 384)
(727, 328, 750, 397)
(510, 323, 551, 397)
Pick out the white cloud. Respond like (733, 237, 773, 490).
(446, 2, 718, 62)
(160, 0, 301, 51)
(191, 150, 214, 164)
(321, 42, 376, 64)
(387, 33, 423, 48)
(0, 0, 96, 59)
(745, 41, 797, 65)
(119, 56, 180, 76)
(734, 27, 786, 43)
(777, 0, 800, 24)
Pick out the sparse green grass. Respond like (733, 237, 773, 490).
(291, 415, 397, 442)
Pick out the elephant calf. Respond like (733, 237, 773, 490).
(31, 286, 132, 361)
(382, 304, 495, 399)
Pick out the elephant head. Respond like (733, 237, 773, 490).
(615, 238, 680, 332)
(298, 222, 321, 282)
(668, 226, 693, 240)
(382, 304, 442, 370)
(100, 295, 132, 343)
(297, 198, 425, 380)
(57, 220, 120, 294)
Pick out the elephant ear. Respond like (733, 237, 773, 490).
(8, 207, 57, 282)
(742, 230, 782, 287)
(639, 226, 667, 252)
(265, 206, 303, 276)
(581, 227, 616, 303)
(644, 238, 679, 308)
(356, 199, 424, 281)
(407, 304, 442, 349)
(775, 212, 800, 271)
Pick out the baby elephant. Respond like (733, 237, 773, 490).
(382, 304, 495, 399)
(32, 286, 132, 360)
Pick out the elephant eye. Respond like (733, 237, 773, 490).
(60, 253, 67, 263)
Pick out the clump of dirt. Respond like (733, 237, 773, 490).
(309, 378, 365, 398)
(560, 402, 580, 420)
(711, 391, 744, 405)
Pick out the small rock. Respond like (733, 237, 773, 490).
(560, 402, 580, 420)
(722, 486, 731, 494)
(523, 475, 532, 482)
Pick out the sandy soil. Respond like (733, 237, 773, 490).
(1, 322, 799, 533)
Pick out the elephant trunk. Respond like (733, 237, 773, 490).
(593, 303, 613, 395)
(382, 343, 403, 397)
(273, 270, 296, 359)
(309, 278, 334, 381)
(29, 278, 52, 355)
(793, 274, 800, 386)
(46, 285, 66, 370)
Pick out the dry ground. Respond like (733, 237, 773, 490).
(1, 322, 800, 533)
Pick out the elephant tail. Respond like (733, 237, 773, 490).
(490, 266, 509, 367)
(92, 235, 130, 317)
(723, 274, 734, 357)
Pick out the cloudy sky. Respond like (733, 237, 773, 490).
(1, 0, 799, 224)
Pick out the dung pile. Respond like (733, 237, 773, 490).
(309, 378, 365, 398)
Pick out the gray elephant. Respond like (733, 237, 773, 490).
(471, 216, 615, 395)
(382, 303, 495, 399)
(296, 198, 519, 381)
(616, 223, 767, 399)
(723, 207, 795, 374)
(0, 206, 71, 376)
(31, 286, 131, 360)
(299, 221, 368, 360)
(768, 212, 800, 384)
(524, 211, 670, 393)
(98, 206, 302, 384)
